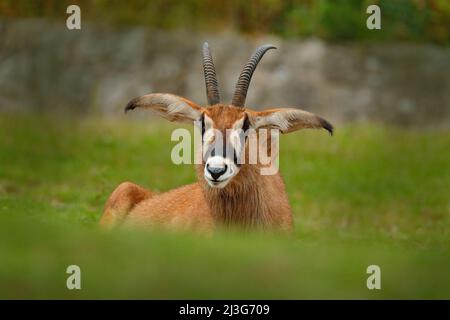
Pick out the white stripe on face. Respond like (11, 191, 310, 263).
(202, 116, 247, 188)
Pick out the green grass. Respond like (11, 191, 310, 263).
(0, 114, 449, 299)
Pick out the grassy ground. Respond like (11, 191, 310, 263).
(0, 114, 449, 299)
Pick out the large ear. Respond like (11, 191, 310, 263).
(125, 93, 204, 124)
(247, 108, 333, 135)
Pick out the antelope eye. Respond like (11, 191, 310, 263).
(242, 114, 250, 133)
(201, 114, 205, 137)
(229, 130, 243, 147)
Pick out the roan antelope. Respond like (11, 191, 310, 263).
(100, 43, 333, 233)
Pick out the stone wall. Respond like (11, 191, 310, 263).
(0, 18, 449, 125)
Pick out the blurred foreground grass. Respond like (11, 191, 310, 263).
(0, 114, 449, 299)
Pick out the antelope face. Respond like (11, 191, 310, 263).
(201, 106, 249, 188)
(124, 42, 333, 190)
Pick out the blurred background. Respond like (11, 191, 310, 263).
(0, 0, 449, 124)
(0, 1, 449, 299)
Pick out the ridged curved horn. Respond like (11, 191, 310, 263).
(202, 42, 220, 105)
(231, 44, 276, 108)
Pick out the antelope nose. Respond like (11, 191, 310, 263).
(207, 164, 227, 180)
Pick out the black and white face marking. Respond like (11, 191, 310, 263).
(201, 114, 250, 188)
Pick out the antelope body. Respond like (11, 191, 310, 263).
(100, 43, 333, 233)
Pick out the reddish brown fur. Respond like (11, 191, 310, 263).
(100, 104, 294, 233)
(101, 43, 333, 233)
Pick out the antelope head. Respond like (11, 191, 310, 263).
(125, 43, 333, 189)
